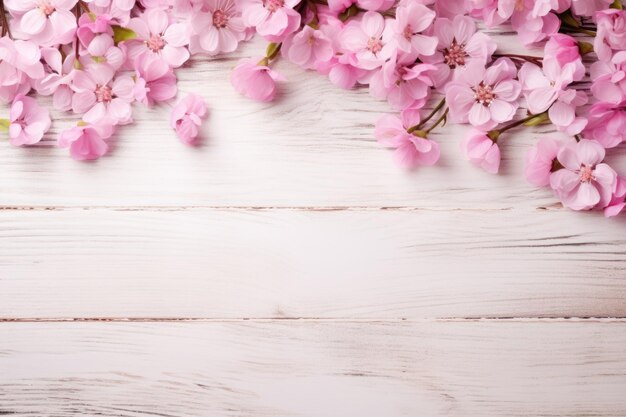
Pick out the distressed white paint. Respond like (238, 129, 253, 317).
(2, 321, 626, 417)
(1, 208, 625, 319)
(1, 32, 625, 416)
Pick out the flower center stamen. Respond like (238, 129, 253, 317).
(403, 25, 413, 40)
(579, 165, 594, 182)
(443, 40, 467, 68)
(38, 1, 55, 15)
(146, 34, 166, 52)
(473, 82, 496, 106)
(95, 85, 113, 103)
(212, 10, 229, 28)
(263, 0, 284, 12)
(367, 37, 383, 54)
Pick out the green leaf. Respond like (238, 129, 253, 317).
(0, 118, 9, 132)
(611, 0, 623, 9)
(112, 25, 136, 44)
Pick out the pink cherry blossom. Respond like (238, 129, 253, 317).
(231, 57, 285, 102)
(594, 9, 626, 61)
(5, 0, 78, 47)
(585, 100, 626, 149)
(189, 0, 246, 55)
(369, 52, 436, 110)
(282, 25, 334, 70)
(427, 14, 497, 87)
(460, 130, 501, 174)
(465, 0, 508, 27)
(339, 11, 393, 70)
(375, 112, 440, 169)
(58, 122, 114, 160)
(590, 51, 626, 106)
(8, 95, 51, 146)
(133, 53, 177, 106)
(550, 139, 617, 210)
(71, 66, 135, 125)
(391, 2, 437, 56)
(544, 34, 582, 68)
(604, 177, 626, 218)
(356, 0, 394, 11)
(126, 8, 191, 68)
(0, 37, 45, 102)
(80, 33, 125, 71)
(571, 0, 612, 16)
(35, 48, 76, 111)
(510, 5, 560, 45)
(524, 137, 563, 187)
(518, 59, 587, 134)
(446, 58, 521, 131)
(240, 0, 301, 42)
(170, 93, 208, 145)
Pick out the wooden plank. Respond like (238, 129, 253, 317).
(1, 39, 621, 209)
(1, 208, 624, 319)
(1, 320, 625, 416)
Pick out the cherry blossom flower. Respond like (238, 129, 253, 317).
(8, 95, 51, 146)
(590, 51, 626, 108)
(71, 66, 135, 125)
(126, 8, 191, 68)
(189, 0, 246, 55)
(604, 177, 626, 218)
(550, 139, 617, 210)
(375, 112, 440, 169)
(80, 33, 125, 71)
(446, 58, 521, 131)
(427, 14, 497, 87)
(369, 52, 436, 110)
(339, 11, 393, 70)
(391, 2, 437, 56)
(58, 122, 114, 160)
(231, 57, 285, 102)
(240, 0, 301, 42)
(170, 93, 208, 145)
(0, 38, 45, 102)
(35, 48, 75, 111)
(524, 137, 563, 187)
(518, 59, 587, 135)
(282, 25, 334, 70)
(133, 53, 177, 106)
(594, 9, 626, 61)
(460, 130, 501, 174)
(571, 0, 612, 16)
(5, 0, 78, 46)
(585, 100, 626, 149)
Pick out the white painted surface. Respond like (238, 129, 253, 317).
(1, 35, 625, 415)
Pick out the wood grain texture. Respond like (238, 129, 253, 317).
(1, 320, 626, 417)
(1, 208, 624, 319)
(1, 39, 623, 210)
(1, 28, 625, 416)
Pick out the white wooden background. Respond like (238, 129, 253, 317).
(1, 31, 626, 416)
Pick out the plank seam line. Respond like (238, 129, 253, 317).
(1, 317, 626, 323)
(0, 206, 531, 212)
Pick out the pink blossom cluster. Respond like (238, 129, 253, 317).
(0, 0, 625, 217)
(0, 0, 222, 158)
(229, 0, 626, 217)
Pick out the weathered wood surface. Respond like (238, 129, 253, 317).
(1, 208, 624, 319)
(2, 320, 626, 417)
(1, 33, 625, 417)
